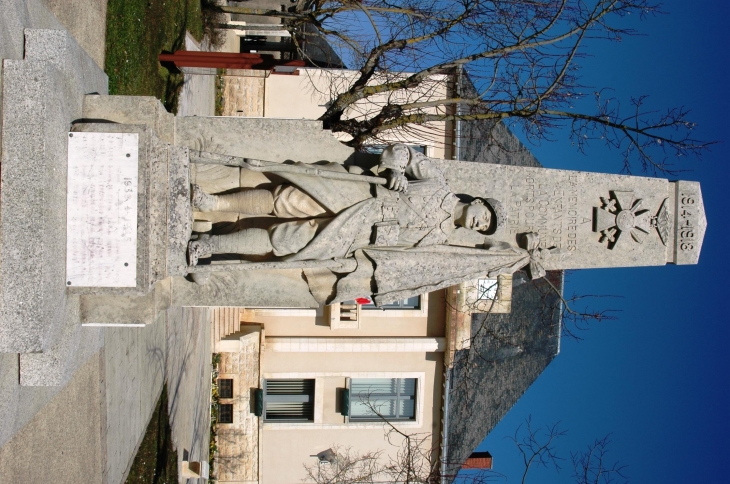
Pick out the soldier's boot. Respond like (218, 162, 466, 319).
(191, 184, 274, 215)
(188, 229, 273, 266)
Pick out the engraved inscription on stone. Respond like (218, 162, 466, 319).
(673, 180, 707, 265)
(507, 175, 588, 252)
(66, 132, 139, 287)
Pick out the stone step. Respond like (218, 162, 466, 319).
(0, 29, 106, 353)
(211, 307, 242, 346)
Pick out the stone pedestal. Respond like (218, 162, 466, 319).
(0, 28, 107, 385)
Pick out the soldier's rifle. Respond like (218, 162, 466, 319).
(189, 150, 388, 186)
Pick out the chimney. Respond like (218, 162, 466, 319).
(461, 451, 493, 470)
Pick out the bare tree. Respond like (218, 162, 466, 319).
(303, 445, 384, 483)
(506, 417, 629, 484)
(508, 416, 567, 484)
(302, 410, 627, 483)
(303, 391, 500, 483)
(571, 435, 628, 484)
(217, 0, 710, 174)
(534, 271, 622, 341)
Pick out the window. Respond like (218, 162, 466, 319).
(477, 278, 498, 300)
(263, 379, 315, 422)
(218, 379, 233, 399)
(349, 378, 417, 421)
(356, 296, 421, 310)
(219, 403, 233, 424)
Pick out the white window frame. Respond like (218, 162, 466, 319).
(347, 377, 418, 422)
(477, 278, 499, 300)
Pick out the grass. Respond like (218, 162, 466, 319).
(105, 0, 204, 113)
(125, 386, 178, 484)
(209, 353, 222, 481)
(214, 69, 226, 116)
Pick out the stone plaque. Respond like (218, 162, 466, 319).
(66, 132, 139, 287)
(673, 180, 706, 265)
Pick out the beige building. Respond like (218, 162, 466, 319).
(211, 275, 517, 483)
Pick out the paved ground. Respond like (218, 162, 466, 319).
(0, 350, 105, 482)
(177, 33, 216, 117)
(167, 307, 213, 482)
(102, 314, 167, 483)
(0, 306, 212, 483)
(44, 0, 108, 69)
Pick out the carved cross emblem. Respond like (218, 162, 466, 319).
(593, 191, 651, 249)
(650, 198, 671, 247)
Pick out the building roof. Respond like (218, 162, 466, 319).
(455, 70, 541, 167)
(296, 23, 347, 69)
(443, 271, 563, 482)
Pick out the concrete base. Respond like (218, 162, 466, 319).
(0, 29, 107, 354)
(84, 94, 355, 164)
(175, 115, 355, 164)
(83, 94, 174, 144)
(80, 279, 171, 326)
(19, 295, 103, 386)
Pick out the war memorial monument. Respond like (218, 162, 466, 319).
(0, 20, 710, 482)
(0, 28, 706, 367)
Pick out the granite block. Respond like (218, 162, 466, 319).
(19, 294, 103, 386)
(23, 29, 108, 99)
(0, 59, 70, 352)
(0, 28, 107, 353)
(147, 135, 171, 284)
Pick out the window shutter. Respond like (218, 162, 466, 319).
(263, 379, 315, 422)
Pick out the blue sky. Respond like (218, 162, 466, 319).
(475, 1, 730, 483)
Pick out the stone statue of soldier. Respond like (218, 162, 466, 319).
(188, 144, 543, 305)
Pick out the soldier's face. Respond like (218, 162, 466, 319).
(464, 202, 492, 231)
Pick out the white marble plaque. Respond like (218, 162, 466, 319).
(66, 132, 139, 287)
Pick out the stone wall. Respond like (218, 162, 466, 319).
(216, 331, 261, 482)
(222, 75, 265, 117)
